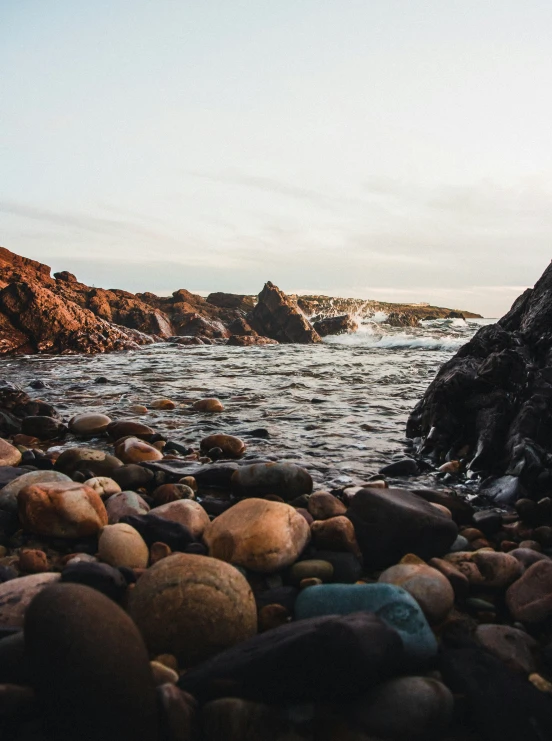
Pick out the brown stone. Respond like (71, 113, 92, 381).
(200, 434, 246, 458)
(69, 413, 111, 436)
(0, 438, 21, 467)
(107, 420, 155, 441)
(150, 399, 176, 410)
(246, 282, 321, 344)
(18, 549, 49, 574)
(307, 491, 347, 520)
(152, 500, 211, 538)
(311, 516, 361, 558)
(152, 483, 195, 505)
(258, 604, 291, 632)
(114, 437, 163, 464)
(378, 563, 455, 624)
(192, 398, 224, 413)
(98, 523, 149, 569)
(506, 560, 552, 623)
(0, 572, 60, 627)
(150, 542, 172, 564)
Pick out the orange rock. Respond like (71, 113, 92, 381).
(0, 438, 21, 467)
(192, 398, 224, 413)
(114, 437, 163, 464)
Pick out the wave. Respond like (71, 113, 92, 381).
(324, 331, 466, 351)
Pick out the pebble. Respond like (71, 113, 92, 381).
(152, 483, 195, 505)
(128, 405, 148, 414)
(204, 498, 311, 573)
(289, 559, 334, 585)
(378, 562, 455, 624)
(106, 491, 150, 523)
(192, 398, 224, 412)
(258, 604, 291, 631)
(0, 573, 60, 627)
(150, 399, 176, 410)
(310, 516, 361, 557)
(231, 462, 313, 500)
(107, 420, 154, 441)
(150, 660, 179, 685)
(152, 499, 211, 539)
(68, 412, 111, 436)
(83, 476, 121, 497)
(0, 438, 22, 467)
(0, 470, 72, 512)
(55, 447, 123, 477)
(24, 583, 159, 741)
(114, 437, 163, 464)
(98, 523, 149, 569)
(18, 549, 49, 574)
(307, 491, 347, 519)
(179, 475, 198, 491)
(200, 434, 246, 458)
(129, 553, 257, 666)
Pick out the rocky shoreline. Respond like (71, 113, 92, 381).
(1, 376, 552, 740)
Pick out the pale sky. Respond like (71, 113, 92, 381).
(2, 1, 552, 317)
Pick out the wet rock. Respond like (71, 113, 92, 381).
(114, 436, 163, 464)
(312, 314, 358, 337)
(152, 499, 210, 538)
(129, 553, 257, 667)
(506, 559, 552, 622)
(0, 573, 59, 627)
(54, 447, 123, 477)
(353, 676, 454, 740)
(60, 561, 127, 602)
(379, 458, 419, 477)
(24, 583, 159, 741)
(150, 399, 176, 410)
(111, 463, 154, 490)
(192, 398, 224, 412)
(475, 624, 538, 674)
(151, 483, 195, 505)
(227, 334, 279, 346)
(289, 559, 334, 585)
(83, 475, 121, 498)
(246, 282, 321, 344)
(200, 434, 246, 458)
(107, 420, 155, 441)
(294, 583, 437, 663)
(412, 487, 474, 526)
(0, 438, 21, 467)
(98, 523, 149, 569)
(378, 562, 455, 624)
(68, 412, 111, 436)
(480, 476, 526, 505)
(21, 415, 67, 440)
(204, 498, 310, 573)
(106, 490, 150, 523)
(231, 462, 313, 500)
(0, 470, 72, 513)
(346, 487, 458, 566)
(18, 481, 108, 538)
(179, 612, 403, 703)
(120, 513, 196, 551)
(307, 491, 347, 519)
(310, 516, 361, 557)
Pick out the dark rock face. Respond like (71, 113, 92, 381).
(312, 314, 358, 337)
(247, 282, 321, 344)
(408, 261, 552, 501)
(206, 292, 256, 311)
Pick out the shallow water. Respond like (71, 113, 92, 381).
(0, 318, 492, 490)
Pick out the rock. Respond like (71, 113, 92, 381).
(18, 481, 108, 538)
(0, 573, 60, 627)
(445, 551, 522, 589)
(378, 562, 455, 624)
(129, 553, 257, 666)
(353, 676, 454, 740)
(55, 447, 123, 477)
(312, 314, 358, 337)
(295, 583, 437, 663)
(480, 475, 527, 505)
(150, 399, 176, 410)
(21, 415, 66, 440)
(0, 438, 21, 467)
(60, 561, 127, 602)
(227, 334, 278, 346)
(129, 405, 148, 414)
(379, 458, 419, 477)
(120, 513, 197, 551)
(428, 557, 470, 599)
(231, 462, 313, 500)
(200, 434, 246, 458)
(206, 292, 256, 311)
(475, 625, 538, 674)
(24, 583, 159, 741)
(411, 487, 475, 526)
(114, 437, 163, 464)
(18, 549, 49, 574)
(111, 463, 154, 491)
(0, 470, 72, 512)
(311, 550, 363, 583)
(201, 697, 286, 741)
(107, 420, 155, 441)
(150, 660, 178, 685)
(289, 560, 334, 585)
(179, 612, 403, 703)
(246, 282, 321, 344)
(310, 516, 361, 558)
(152, 500, 210, 539)
(510, 548, 551, 569)
(258, 604, 291, 631)
(151, 483, 195, 505)
(68, 412, 111, 436)
(346, 487, 458, 566)
(83, 476, 121, 498)
(106, 490, 150, 523)
(157, 684, 197, 741)
(98, 523, 149, 569)
(204, 498, 310, 573)
(192, 398, 224, 412)
(307, 491, 347, 519)
(150, 541, 172, 564)
(506, 560, 552, 622)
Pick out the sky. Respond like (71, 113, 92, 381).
(2, 1, 552, 317)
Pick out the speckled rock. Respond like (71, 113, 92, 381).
(231, 462, 313, 501)
(204, 498, 310, 573)
(378, 562, 455, 624)
(24, 583, 159, 741)
(200, 434, 246, 458)
(129, 553, 257, 666)
(18, 481, 108, 538)
(0, 470, 72, 513)
(106, 490, 150, 523)
(69, 413, 111, 436)
(152, 499, 210, 539)
(0, 438, 21, 467)
(98, 523, 149, 569)
(151, 483, 195, 505)
(0, 573, 60, 627)
(506, 560, 552, 623)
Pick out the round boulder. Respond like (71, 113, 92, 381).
(98, 523, 149, 569)
(129, 553, 257, 666)
(152, 499, 210, 539)
(192, 398, 224, 413)
(69, 413, 111, 436)
(0, 470, 72, 513)
(114, 437, 163, 464)
(84, 476, 121, 498)
(378, 562, 455, 624)
(200, 434, 246, 458)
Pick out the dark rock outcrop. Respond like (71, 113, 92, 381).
(247, 282, 321, 344)
(408, 261, 552, 502)
(207, 292, 256, 311)
(313, 314, 358, 337)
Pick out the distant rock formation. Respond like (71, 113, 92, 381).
(313, 314, 358, 337)
(247, 282, 321, 344)
(408, 260, 552, 503)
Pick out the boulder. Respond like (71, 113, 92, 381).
(152, 499, 210, 539)
(312, 314, 359, 337)
(0, 573, 60, 627)
(346, 487, 458, 566)
(246, 282, 321, 344)
(129, 553, 257, 666)
(68, 412, 111, 436)
(231, 462, 313, 500)
(506, 559, 552, 622)
(204, 498, 310, 573)
(98, 523, 149, 569)
(83, 476, 121, 498)
(114, 437, 163, 464)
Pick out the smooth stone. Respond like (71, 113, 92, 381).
(294, 583, 437, 663)
(69, 413, 111, 436)
(0, 438, 21, 467)
(307, 491, 347, 520)
(150, 541, 172, 564)
(107, 420, 155, 441)
(310, 516, 361, 557)
(510, 548, 551, 569)
(379, 458, 419, 477)
(200, 434, 246, 458)
(83, 476, 121, 497)
(428, 557, 470, 599)
(106, 490, 150, 523)
(150, 660, 178, 685)
(21, 416, 67, 440)
(152, 499, 210, 539)
(192, 398, 224, 412)
(18, 481, 108, 538)
(157, 685, 197, 741)
(18, 549, 49, 574)
(24, 583, 159, 741)
(129, 553, 257, 666)
(231, 462, 313, 501)
(450, 534, 470, 552)
(506, 560, 552, 622)
(353, 676, 454, 740)
(445, 551, 522, 589)
(0, 470, 72, 513)
(476, 624, 538, 674)
(114, 437, 163, 464)
(289, 560, 334, 586)
(412, 488, 474, 526)
(0, 573, 60, 627)
(55, 447, 123, 477)
(151, 483, 195, 505)
(378, 563, 455, 624)
(179, 612, 404, 703)
(99, 523, 149, 569)
(150, 399, 176, 410)
(60, 561, 127, 602)
(120, 513, 197, 551)
(480, 475, 526, 505)
(129, 405, 148, 414)
(204, 498, 311, 573)
(311, 550, 363, 583)
(111, 464, 154, 490)
(0, 466, 37, 490)
(346, 487, 458, 566)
